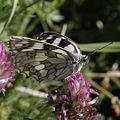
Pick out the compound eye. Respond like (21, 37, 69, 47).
(79, 55, 89, 64)
(83, 55, 89, 63)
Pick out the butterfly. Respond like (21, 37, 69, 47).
(8, 32, 89, 82)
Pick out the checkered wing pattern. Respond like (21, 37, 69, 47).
(8, 36, 76, 82)
(37, 32, 81, 60)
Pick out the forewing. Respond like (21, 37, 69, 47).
(8, 36, 74, 82)
(37, 32, 81, 58)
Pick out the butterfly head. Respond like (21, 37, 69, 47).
(79, 55, 89, 66)
(73, 55, 89, 73)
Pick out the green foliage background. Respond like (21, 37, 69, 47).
(0, 0, 120, 120)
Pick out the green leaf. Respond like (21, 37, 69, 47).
(0, 0, 18, 34)
(78, 42, 120, 53)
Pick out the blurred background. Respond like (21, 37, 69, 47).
(0, 0, 120, 120)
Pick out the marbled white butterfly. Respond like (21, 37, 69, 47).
(8, 32, 89, 82)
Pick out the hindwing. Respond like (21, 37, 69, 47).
(8, 36, 76, 82)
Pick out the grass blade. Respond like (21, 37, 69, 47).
(0, 0, 18, 34)
(79, 42, 120, 53)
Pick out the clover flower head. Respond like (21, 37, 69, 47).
(0, 41, 15, 94)
(49, 72, 101, 120)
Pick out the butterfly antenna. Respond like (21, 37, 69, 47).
(88, 42, 113, 57)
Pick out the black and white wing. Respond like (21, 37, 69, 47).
(37, 32, 89, 72)
(8, 36, 76, 82)
(37, 32, 82, 59)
